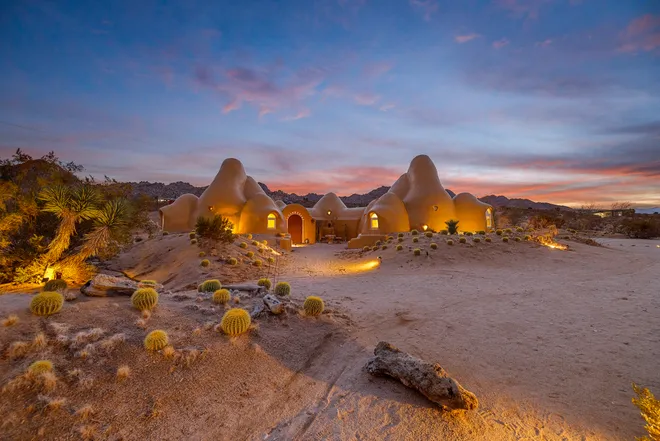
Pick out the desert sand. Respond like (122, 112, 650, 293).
(1, 233, 658, 440)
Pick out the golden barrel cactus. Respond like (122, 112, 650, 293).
(30, 291, 64, 316)
(144, 330, 169, 351)
(131, 288, 159, 311)
(220, 309, 251, 336)
(257, 278, 272, 290)
(274, 282, 291, 296)
(43, 279, 67, 292)
(28, 360, 53, 374)
(213, 289, 231, 305)
(303, 296, 324, 316)
(199, 279, 221, 292)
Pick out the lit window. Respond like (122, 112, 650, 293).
(485, 209, 492, 228)
(267, 213, 276, 229)
(370, 212, 379, 229)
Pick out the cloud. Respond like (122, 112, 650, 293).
(283, 108, 311, 121)
(379, 103, 396, 112)
(536, 39, 552, 47)
(409, 0, 439, 21)
(455, 34, 481, 43)
(354, 93, 381, 106)
(493, 0, 552, 20)
(492, 38, 510, 49)
(362, 62, 394, 78)
(619, 14, 660, 53)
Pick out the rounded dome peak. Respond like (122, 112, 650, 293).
(218, 158, 247, 178)
(407, 154, 439, 178)
(312, 192, 347, 214)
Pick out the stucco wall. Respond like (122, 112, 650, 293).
(281, 204, 316, 244)
(159, 193, 198, 232)
(452, 192, 492, 232)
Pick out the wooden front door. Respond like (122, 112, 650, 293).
(288, 214, 303, 244)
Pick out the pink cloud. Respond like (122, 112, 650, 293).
(619, 14, 660, 53)
(283, 108, 311, 121)
(379, 103, 396, 112)
(223, 99, 241, 114)
(409, 0, 439, 21)
(455, 33, 481, 43)
(493, 38, 510, 49)
(493, 0, 552, 20)
(536, 39, 553, 47)
(354, 93, 381, 106)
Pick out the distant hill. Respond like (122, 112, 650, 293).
(128, 181, 569, 210)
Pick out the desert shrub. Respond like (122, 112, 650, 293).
(239, 242, 247, 249)
(514, 237, 521, 242)
(412, 237, 419, 243)
(257, 278, 272, 290)
(440, 230, 448, 235)
(529, 213, 565, 230)
(303, 296, 324, 316)
(425, 231, 433, 238)
(621, 218, 660, 239)
(413, 248, 421, 256)
(144, 330, 168, 351)
(163, 231, 169, 235)
(189, 232, 196, 239)
(516, 227, 524, 232)
(495, 229, 503, 236)
(430, 243, 437, 249)
(131, 288, 158, 311)
(28, 360, 53, 374)
(200, 259, 210, 267)
(381, 245, 388, 250)
(220, 308, 251, 336)
(30, 291, 64, 316)
(195, 215, 235, 243)
(253, 259, 263, 267)
(198, 279, 221, 292)
(397, 237, 404, 243)
(362, 246, 370, 252)
(375, 240, 382, 246)
(212, 289, 231, 305)
(465, 232, 473, 236)
(477, 230, 486, 235)
(246, 251, 254, 258)
(524, 235, 532, 241)
(473, 237, 481, 243)
(397, 232, 404, 238)
(267, 256, 275, 264)
(447, 239, 454, 245)
(503, 237, 509, 242)
(44, 279, 67, 292)
(227, 257, 238, 265)
(459, 237, 467, 244)
(485, 237, 492, 243)
(632, 383, 660, 441)
(411, 229, 419, 235)
(274, 281, 291, 296)
(445, 219, 460, 235)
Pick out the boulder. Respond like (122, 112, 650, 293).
(81, 274, 140, 297)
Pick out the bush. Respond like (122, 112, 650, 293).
(199, 251, 206, 257)
(503, 237, 509, 242)
(213, 289, 231, 304)
(411, 229, 419, 236)
(413, 248, 421, 256)
(239, 242, 248, 249)
(396, 244, 403, 251)
(44, 279, 67, 292)
(257, 278, 272, 290)
(397, 232, 404, 238)
(227, 257, 238, 265)
(221, 309, 251, 336)
(246, 251, 254, 258)
(447, 239, 454, 245)
(195, 215, 235, 243)
(198, 279, 221, 292)
(485, 237, 492, 243)
(253, 259, 262, 267)
(425, 231, 433, 238)
(144, 330, 168, 351)
(303, 296, 324, 316)
(430, 243, 437, 249)
(495, 229, 503, 236)
(397, 237, 404, 243)
(200, 259, 210, 267)
(445, 219, 459, 235)
(412, 237, 419, 243)
(473, 237, 481, 243)
(131, 288, 159, 311)
(632, 383, 660, 441)
(459, 237, 467, 244)
(274, 282, 291, 296)
(362, 246, 370, 252)
(30, 291, 64, 316)
(621, 218, 660, 239)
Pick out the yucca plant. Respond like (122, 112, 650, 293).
(445, 219, 459, 235)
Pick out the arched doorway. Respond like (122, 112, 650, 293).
(288, 214, 303, 244)
(485, 208, 493, 229)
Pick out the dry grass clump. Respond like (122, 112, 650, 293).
(116, 365, 131, 382)
(212, 289, 231, 305)
(257, 278, 272, 290)
(144, 330, 169, 351)
(459, 237, 467, 244)
(75, 404, 94, 421)
(632, 383, 660, 441)
(41, 395, 67, 413)
(303, 296, 324, 316)
(220, 309, 251, 336)
(79, 425, 98, 441)
(162, 345, 176, 359)
(136, 319, 147, 329)
(32, 332, 48, 350)
(40, 371, 58, 392)
(200, 259, 210, 267)
(99, 333, 126, 352)
(141, 309, 151, 319)
(413, 248, 421, 256)
(430, 242, 437, 249)
(8, 341, 30, 359)
(2, 314, 19, 327)
(30, 291, 64, 316)
(192, 327, 202, 336)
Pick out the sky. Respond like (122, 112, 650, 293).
(0, 0, 659, 207)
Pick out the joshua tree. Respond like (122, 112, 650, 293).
(445, 219, 460, 235)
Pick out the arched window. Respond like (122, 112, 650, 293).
(485, 209, 493, 229)
(267, 213, 277, 229)
(370, 212, 379, 229)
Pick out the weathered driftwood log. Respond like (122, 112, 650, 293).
(222, 284, 265, 293)
(365, 341, 478, 411)
(263, 294, 283, 314)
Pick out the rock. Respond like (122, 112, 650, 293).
(80, 274, 139, 297)
(250, 303, 265, 319)
(365, 341, 478, 411)
(263, 294, 284, 314)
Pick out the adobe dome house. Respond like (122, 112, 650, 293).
(159, 155, 493, 250)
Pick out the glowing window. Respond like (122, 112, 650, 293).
(267, 213, 277, 229)
(370, 212, 379, 229)
(485, 209, 493, 228)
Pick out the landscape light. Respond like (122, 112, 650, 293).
(422, 225, 428, 231)
(327, 210, 332, 215)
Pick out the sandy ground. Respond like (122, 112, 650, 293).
(1, 234, 658, 440)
